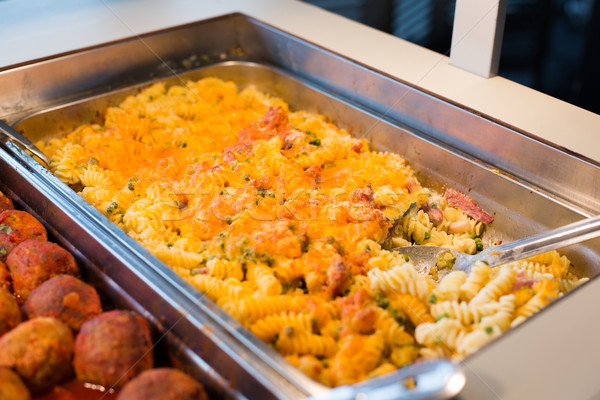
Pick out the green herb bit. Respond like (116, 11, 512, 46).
(258, 252, 275, 267)
(374, 292, 390, 309)
(309, 139, 321, 147)
(128, 182, 135, 191)
(485, 326, 493, 334)
(88, 157, 99, 166)
(283, 326, 294, 338)
(424, 232, 431, 240)
(475, 237, 483, 251)
(106, 201, 119, 214)
(402, 254, 410, 262)
(300, 236, 309, 253)
(434, 312, 450, 322)
(0, 247, 6, 257)
(225, 216, 233, 225)
(428, 293, 438, 304)
(0, 224, 13, 235)
(436, 251, 456, 270)
(391, 308, 405, 325)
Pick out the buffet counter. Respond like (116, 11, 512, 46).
(1, 0, 599, 163)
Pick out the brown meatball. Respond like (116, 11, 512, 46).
(0, 260, 10, 291)
(0, 286, 21, 336)
(7, 239, 80, 304)
(0, 317, 74, 394)
(0, 210, 47, 262)
(117, 368, 208, 400)
(74, 310, 154, 389)
(0, 190, 14, 214)
(22, 275, 102, 332)
(0, 367, 31, 400)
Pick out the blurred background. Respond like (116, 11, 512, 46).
(302, 0, 600, 115)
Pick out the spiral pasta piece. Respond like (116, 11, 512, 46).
(368, 263, 435, 303)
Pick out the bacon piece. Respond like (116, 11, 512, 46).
(261, 105, 289, 131)
(421, 201, 443, 224)
(512, 271, 537, 291)
(227, 106, 292, 152)
(222, 152, 236, 163)
(350, 307, 378, 334)
(326, 261, 349, 297)
(339, 288, 370, 319)
(208, 163, 224, 173)
(350, 187, 375, 207)
(304, 165, 322, 179)
(444, 188, 494, 224)
(239, 106, 289, 143)
(405, 177, 420, 193)
(351, 142, 363, 153)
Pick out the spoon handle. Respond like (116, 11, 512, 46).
(0, 120, 52, 167)
(480, 214, 600, 267)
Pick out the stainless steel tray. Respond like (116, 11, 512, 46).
(2, 13, 600, 400)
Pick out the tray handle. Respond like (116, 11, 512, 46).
(306, 360, 465, 400)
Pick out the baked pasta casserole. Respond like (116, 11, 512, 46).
(37, 77, 588, 387)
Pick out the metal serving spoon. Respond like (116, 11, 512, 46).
(395, 214, 600, 274)
(0, 120, 51, 167)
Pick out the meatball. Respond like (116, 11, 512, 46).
(74, 310, 153, 388)
(22, 274, 102, 332)
(0, 286, 21, 336)
(0, 367, 31, 400)
(0, 260, 10, 291)
(0, 190, 14, 214)
(0, 210, 47, 262)
(0, 317, 74, 394)
(7, 239, 80, 303)
(118, 368, 208, 400)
